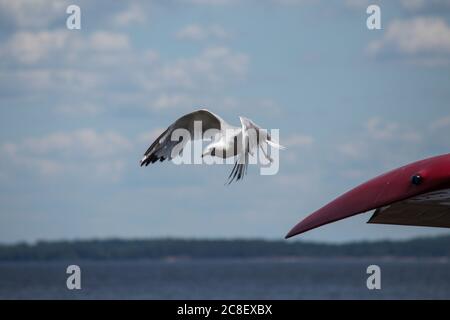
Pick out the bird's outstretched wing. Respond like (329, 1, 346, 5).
(140, 109, 223, 166)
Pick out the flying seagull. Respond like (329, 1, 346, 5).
(140, 109, 284, 184)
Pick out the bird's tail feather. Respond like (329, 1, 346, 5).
(266, 140, 285, 150)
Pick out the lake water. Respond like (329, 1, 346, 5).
(0, 258, 449, 299)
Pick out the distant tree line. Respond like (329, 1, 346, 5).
(0, 236, 450, 261)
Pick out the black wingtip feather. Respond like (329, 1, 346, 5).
(140, 153, 169, 167)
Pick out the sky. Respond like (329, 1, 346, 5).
(0, 0, 450, 244)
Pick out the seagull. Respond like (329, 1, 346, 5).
(140, 109, 284, 184)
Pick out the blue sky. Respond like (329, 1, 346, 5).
(1, 0, 450, 243)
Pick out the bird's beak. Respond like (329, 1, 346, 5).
(201, 149, 210, 158)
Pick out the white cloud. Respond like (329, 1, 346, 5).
(183, 0, 238, 5)
(366, 117, 422, 143)
(89, 32, 130, 51)
(1, 30, 130, 64)
(343, 0, 370, 9)
(271, 0, 319, 5)
(332, 113, 450, 186)
(0, 67, 104, 98)
(1, 129, 132, 180)
(399, 0, 450, 11)
(198, 46, 249, 78)
(284, 134, 314, 147)
(428, 115, 450, 150)
(184, 0, 318, 5)
(0, 0, 151, 30)
(22, 129, 131, 158)
(337, 117, 424, 160)
(2, 30, 71, 64)
(337, 141, 366, 159)
(400, 0, 427, 10)
(56, 103, 104, 117)
(1, 28, 248, 108)
(430, 115, 450, 130)
(0, 0, 69, 28)
(112, 4, 147, 26)
(152, 45, 249, 90)
(152, 93, 196, 110)
(138, 128, 166, 145)
(368, 17, 450, 64)
(366, 117, 398, 140)
(176, 24, 230, 41)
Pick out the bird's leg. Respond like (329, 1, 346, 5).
(247, 139, 254, 157)
(260, 145, 273, 163)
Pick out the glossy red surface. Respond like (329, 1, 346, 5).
(285, 153, 450, 238)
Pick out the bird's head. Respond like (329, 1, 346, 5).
(202, 145, 217, 158)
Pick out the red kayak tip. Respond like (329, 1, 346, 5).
(285, 153, 450, 239)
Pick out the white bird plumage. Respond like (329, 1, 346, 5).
(140, 109, 284, 184)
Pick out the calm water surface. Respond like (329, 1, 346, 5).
(0, 258, 449, 299)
